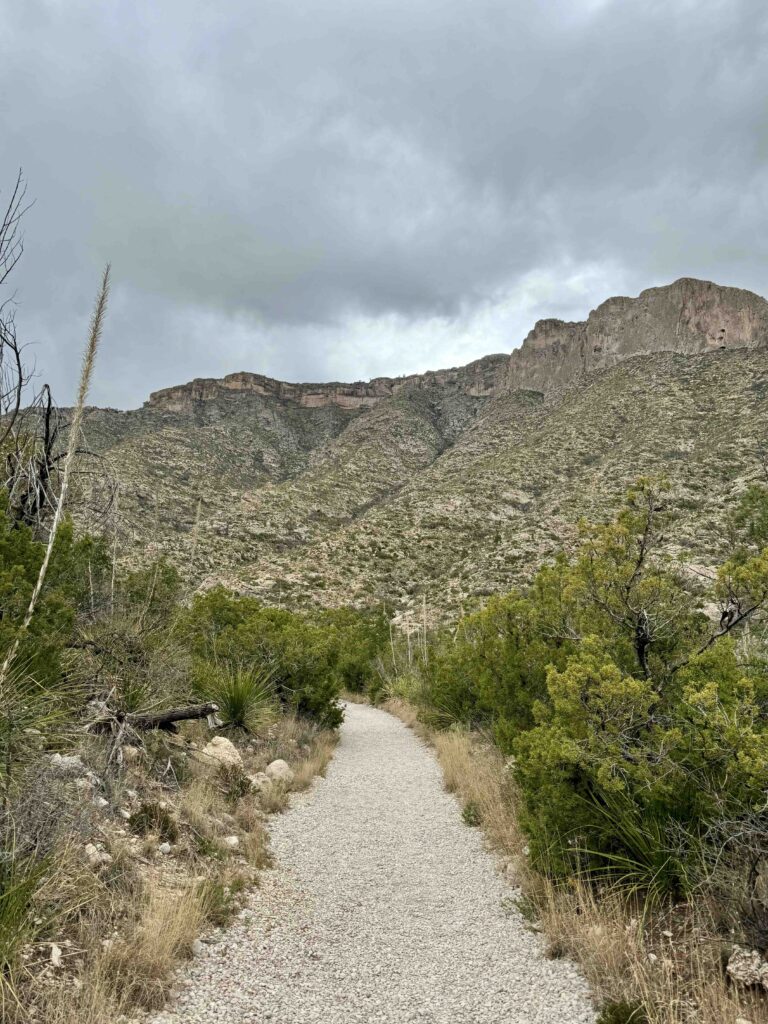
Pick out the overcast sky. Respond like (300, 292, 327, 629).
(1, 0, 766, 408)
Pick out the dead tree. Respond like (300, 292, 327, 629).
(0, 172, 116, 534)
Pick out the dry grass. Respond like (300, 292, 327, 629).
(246, 714, 337, 810)
(387, 702, 768, 1024)
(22, 713, 340, 1023)
(39, 882, 205, 1022)
(340, 689, 369, 705)
(290, 730, 337, 792)
(382, 696, 421, 731)
(104, 884, 204, 1009)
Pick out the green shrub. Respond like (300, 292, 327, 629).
(462, 800, 481, 827)
(413, 479, 768, 904)
(596, 1001, 648, 1024)
(197, 877, 244, 927)
(513, 638, 768, 896)
(0, 849, 48, 1008)
(181, 589, 345, 728)
(194, 663, 276, 733)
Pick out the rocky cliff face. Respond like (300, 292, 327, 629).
(147, 355, 510, 413)
(507, 277, 768, 393)
(145, 279, 768, 415)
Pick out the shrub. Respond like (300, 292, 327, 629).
(462, 800, 482, 827)
(194, 662, 276, 733)
(415, 479, 768, 905)
(0, 849, 48, 1011)
(597, 1001, 648, 1024)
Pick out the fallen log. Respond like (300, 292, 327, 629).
(86, 702, 221, 734)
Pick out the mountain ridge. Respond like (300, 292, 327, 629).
(143, 277, 768, 415)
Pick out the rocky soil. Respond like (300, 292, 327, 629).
(151, 703, 595, 1024)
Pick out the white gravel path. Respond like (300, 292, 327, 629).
(154, 702, 595, 1024)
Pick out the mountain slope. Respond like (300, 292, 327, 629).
(78, 278, 768, 615)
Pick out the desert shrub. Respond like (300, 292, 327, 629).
(0, 849, 48, 1011)
(596, 1001, 648, 1024)
(192, 662, 276, 733)
(118, 559, 183, 624)
(0, 504, 109, 687)
(312, 605, 389, 693)
(197, 876, 245, 927)
(513, 636, 768, 895)
(462, 800, 482, 827)
(416, 479, 768, 904)
(418, 591, 568, 741)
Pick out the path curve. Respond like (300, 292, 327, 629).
(156, 702, 595, 1024)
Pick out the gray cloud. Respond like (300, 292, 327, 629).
(1, 0, 766, 407)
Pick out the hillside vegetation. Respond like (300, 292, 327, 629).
(76, 283, 768, 622)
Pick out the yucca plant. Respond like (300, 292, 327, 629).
(575, 786, 699, 909)
(194, 662, 276, 733)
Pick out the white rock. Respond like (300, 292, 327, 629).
(265, 759, 294, 785)
(223, 835, 240, 849)
(50, 943, 62, 967)
(93, 795, 109, 809)
(49, 752, 86, 776)
(727, 945, 764, 987)
(85, 843, 113, 869)
(199, 736, 243, 769)
(158, 842, 172, 855)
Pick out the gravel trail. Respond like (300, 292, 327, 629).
(155, 702, 595, 1024)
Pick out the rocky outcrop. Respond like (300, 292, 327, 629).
(507, 278, 768, 393)
(146, 355, 510, 413)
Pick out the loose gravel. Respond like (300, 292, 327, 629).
(153, 702, 595, 1024)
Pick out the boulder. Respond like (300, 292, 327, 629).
(247, 771, 273, 794)
(727, 945, 764, 987)
(266, 759, 294, 785)
(199, 736, 243, 770)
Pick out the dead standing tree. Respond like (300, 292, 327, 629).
(0, 172, 116, 535)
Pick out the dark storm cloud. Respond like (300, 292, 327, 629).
(1, 0, 766, 407)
